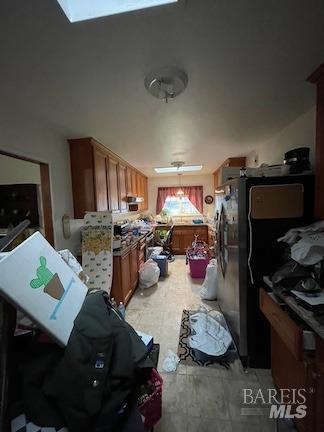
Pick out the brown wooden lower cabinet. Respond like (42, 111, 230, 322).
(130, 243, 139, 291)
(172, 225, 209, 254)
(112, 250, 136, 305)
(111, 238, 146, 305)
(138, 237, 146, 269)
(260, 288, 324, 432)
(208, 226, 215, 247)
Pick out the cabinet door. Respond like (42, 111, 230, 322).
(130, 244, 139, 290)
(118, 163, 127, 212)
(107, 157, 120, 212)
(172, 229, 183, 254)
(131, 169, 137, 196)
(183, 230, 195, 251)
(208, 228, 215, 247)
(143, 176, 148, 210)
(136, 173, 142, 198)
(126, 167, 132, 196)
(111, 256, 123, 303)
(138, 239, 146, 269)
(121, 251, 132, 303)
(93, 149, 108, 211)
(138, 174, 145, 211)
(195, 227, 208, 242)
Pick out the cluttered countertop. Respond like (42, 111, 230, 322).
(113, 219, 154, 256)
(113, 232, 149, 256)
(113, 218, 216, 256)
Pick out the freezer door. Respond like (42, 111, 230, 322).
(250, 183, 304, 219)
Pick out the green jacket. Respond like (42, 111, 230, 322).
(21, 291, 153, 432)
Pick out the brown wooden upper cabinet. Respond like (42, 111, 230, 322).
(131, 169, 138, 196)
(107, 157, 119, 213)
(68, 137, 148, 218)
(93, 148, 108, 211)
(213, 157, 246, 190)
(118, 163, 127, 213)
(126, 167, 133, 196)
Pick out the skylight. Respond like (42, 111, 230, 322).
(154, 165, 203, 174)
(56, 0, 177, 23)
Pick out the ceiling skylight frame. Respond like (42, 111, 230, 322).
(56, 0, 178, 23)
(154, 165, 203, 174)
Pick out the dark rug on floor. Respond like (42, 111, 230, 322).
(177, 310, 237, 369)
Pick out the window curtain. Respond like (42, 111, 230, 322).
(156, 186, 203, 214)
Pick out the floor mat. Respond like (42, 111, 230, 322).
(177, 309, 237, 369)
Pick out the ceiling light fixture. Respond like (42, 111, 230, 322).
(176, 173, 185, 196)
(145, 66, 188, 103)
(56, 0, 177, 23)
(154, 164, 203, 174)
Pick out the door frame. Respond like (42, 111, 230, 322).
(0, 150, 55, 246)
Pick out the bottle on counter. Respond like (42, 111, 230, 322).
(118, 302, 126, 318)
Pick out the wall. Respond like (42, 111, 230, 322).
(0, 154, 41, 184)
(246, 106, 316, 167)
(147, 174, 214, 218)
(0, 106, 74, 250)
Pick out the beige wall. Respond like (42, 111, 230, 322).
(147, 174, 214, 218)
(0, 154, 41, 184)
(246, 106, 316, 167)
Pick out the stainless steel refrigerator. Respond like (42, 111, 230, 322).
(215, 175, 314, 368)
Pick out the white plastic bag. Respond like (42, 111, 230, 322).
(188, 312, 232, 356)
(291, 233, 324, 266)
(162, 350, 180, 372)
(138, 259, 160, 289)
(278, 220, 324, 245)
(200, 258, 218, 300)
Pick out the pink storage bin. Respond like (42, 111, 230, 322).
(188, 256, 209, 278)
(138, 368, 163, 430)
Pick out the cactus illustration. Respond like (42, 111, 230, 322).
(30, 256, 54, 289)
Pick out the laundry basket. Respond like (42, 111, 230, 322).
(186, 238, 210, 278)
(188, 256, 209, 278)
(138, 368, 163, 431)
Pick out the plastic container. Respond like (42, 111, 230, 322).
(147, 246, 163, 259)
(152, 255, 168, 277)
(138, 368, 163, 431)
(188, 256, 209, 278)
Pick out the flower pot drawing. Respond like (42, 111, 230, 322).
(30, 256, 64, 300)
(44, 273, 64, 300)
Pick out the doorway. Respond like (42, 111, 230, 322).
(0, 151, 54, 247)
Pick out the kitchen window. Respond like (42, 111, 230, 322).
(161, 196, 200, 216)
(156, 186, 203, 215)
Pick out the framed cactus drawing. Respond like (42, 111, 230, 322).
(0, 232, 88, 346)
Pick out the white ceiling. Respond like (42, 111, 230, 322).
(1, 0, 323, 176)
